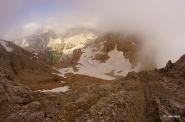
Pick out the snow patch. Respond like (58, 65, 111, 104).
(60, 81, 65, 84)
(39, 86, 70, 93)
(0, 40, 13, 52)
(57, 68, 74, 78)
(20, 39, 29, 47)
(52, 72, 66, 77)
(33, 52, 38, 56)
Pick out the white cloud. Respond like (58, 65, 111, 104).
(22, 22, 41, 36)
(1, 0, 185, 67)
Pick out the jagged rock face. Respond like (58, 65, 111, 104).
(58, 49, 83, 69)
(175, 54, 185, 66)
(1, 54, 185, 122)
(14, 29, 97, 65)
(94, 33, 140, 66)
(0, 40, 61, 89)
(62, 32, 97, 55)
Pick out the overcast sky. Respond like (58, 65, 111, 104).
(1, 0, 185, 67)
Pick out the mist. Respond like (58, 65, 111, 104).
(75, 0, 185, 68)
(1, 0, 185, 68)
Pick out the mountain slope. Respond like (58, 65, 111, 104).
(0, 40, 62, 89)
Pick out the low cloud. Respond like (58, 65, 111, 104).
(22, 22, 40, 35)
(1, 0, 185, 67)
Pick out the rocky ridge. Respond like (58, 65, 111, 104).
(0, 52, 185, 122)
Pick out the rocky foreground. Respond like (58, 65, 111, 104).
(0, 52, 185, 122)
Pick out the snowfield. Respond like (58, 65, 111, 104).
(59, 45, 140, 80)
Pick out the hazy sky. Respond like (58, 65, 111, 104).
(1, 0, 185, 67)
(0, 0, 75, 36)
(1, 0, 185, 37)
